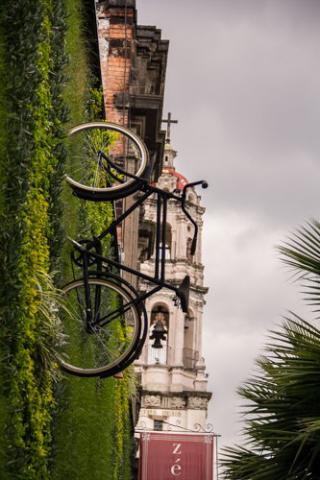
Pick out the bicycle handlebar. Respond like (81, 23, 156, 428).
(181, 180, 208, 255)
(182, 180, 208, 198)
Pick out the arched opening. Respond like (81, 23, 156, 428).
(138, 220, 156, 262)
(148, 304, 169, 365)
(186, 237, 194, 262)
(187, 192, 196, 204)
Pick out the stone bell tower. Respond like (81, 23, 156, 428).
(135, 119, 211, 433)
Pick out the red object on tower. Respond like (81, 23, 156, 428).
(138, 431, 214, 480)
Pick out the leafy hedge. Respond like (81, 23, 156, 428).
(0, 1, 66, 478)
(0, 0, 134, 478)
(51, 1, 134, 479)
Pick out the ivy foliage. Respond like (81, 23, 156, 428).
(51, 1, 134, 479)
(0, 0, 66, 478)
(0, 0, 135, 477)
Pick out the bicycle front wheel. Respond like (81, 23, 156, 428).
(58, 278, 141, 377)
(65, 122, 149, 201)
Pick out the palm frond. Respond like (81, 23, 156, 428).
(278, 219, 320, 308)
(222, 316, 320, 479)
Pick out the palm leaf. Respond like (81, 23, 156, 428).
(222, 316, 320, 479)
(278, 219, 320, 309)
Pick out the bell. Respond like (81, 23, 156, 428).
(150, 320, 167, 349)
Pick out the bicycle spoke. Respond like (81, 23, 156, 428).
(97, 299, 135, 326)
(92, 286, 114, 325)
(94, 333, 119, 362)
(93, 156, 102, 188)
(59, 278, 140, 376)
(65, 122, 149, 199)
(74, 289, 86, 326)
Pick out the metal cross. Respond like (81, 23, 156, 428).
(162, 112, 178, 143)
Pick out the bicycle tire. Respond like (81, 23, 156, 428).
(98, 274, 149, 376)
(65, 122, 149, 201)
(58, 278, 142, 377)
(100, 308, 148, 377)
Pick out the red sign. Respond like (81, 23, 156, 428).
(139, 432, 214, 480)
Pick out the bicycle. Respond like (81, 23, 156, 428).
(58, 122, 208, 378)
(65, 121, 149, 201)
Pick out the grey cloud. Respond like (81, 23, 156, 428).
(137, 0, 320, 451)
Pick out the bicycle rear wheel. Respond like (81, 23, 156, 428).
(58, 278, 141, 377)
(65, 122, 149, 201)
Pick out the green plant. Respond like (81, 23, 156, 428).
(51, 2, 134, 479)
(222, 220, 320, 480)
(34, 271, 67, 381)
(0, 1, 67, 477)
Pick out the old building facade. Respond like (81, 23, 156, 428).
(96, 0, 168, 286)
(95, 0, 212, 441)
(135, 133, 212, 433)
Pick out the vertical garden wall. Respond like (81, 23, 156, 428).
(0, 0, 134, 478)
(0, 1, 66, 478)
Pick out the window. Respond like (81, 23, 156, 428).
(183, 309, 196, 369)
(159, 242, 171, 260)
(154, 420, 163, 431)
(138, 221, 156, 262)
(186, 237, 193, 261)
(154, 222, 172, 261)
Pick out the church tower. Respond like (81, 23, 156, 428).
(135, 116, 212, 433)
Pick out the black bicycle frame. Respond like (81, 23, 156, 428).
(70, 154, 207, 320)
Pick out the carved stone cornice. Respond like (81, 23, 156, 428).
(140, 390, 212, 411)
(187, 396, 209, 410)
(142, 395, 161, 407)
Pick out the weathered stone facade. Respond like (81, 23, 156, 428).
(96, 0, 212, 441)
(96, 0, 168, 166)
(135, 139, 212, 433)
(96, 0, 168, 286)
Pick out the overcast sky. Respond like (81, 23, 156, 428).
(137, 0, 320, 455)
